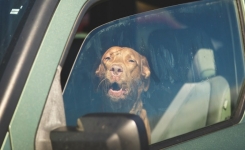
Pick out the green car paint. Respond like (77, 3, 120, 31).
(1, 133, 11, 150)
(7, 0, 86, 149)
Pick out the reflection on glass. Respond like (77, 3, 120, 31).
(0, 0, 31, 76)
(63, 0, 245, 144)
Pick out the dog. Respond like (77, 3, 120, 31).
(95, 46, 151, 142)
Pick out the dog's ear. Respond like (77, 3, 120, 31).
(141, 56, 150, 91)
(95, 64, 105, 78)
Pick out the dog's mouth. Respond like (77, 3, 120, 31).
(108, 82, 128, 100)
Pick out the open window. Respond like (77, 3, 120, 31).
(36, 0, 245, 149)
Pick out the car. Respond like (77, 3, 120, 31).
(1, 0, 245, 149)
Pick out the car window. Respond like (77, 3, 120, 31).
(63, 0, 245, 144)
(0, 0, 33, 79)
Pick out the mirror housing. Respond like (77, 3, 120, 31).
(50, 113, 149, 150)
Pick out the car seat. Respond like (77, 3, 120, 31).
(146, 29, 231, 143)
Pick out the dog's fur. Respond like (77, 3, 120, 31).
(95, 46, 151, 142)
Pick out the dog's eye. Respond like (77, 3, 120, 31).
(129, 59, 135, 62)
(104, 57, 110, 60)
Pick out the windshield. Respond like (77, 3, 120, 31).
(0, 0, 34, 79)
(63, 0, 245, 144)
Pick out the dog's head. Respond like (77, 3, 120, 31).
(96, 46, 150, 102)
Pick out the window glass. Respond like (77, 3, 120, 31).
(63, 0, 245, 144)
(0, 0, 33, 78)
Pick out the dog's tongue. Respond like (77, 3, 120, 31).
(109, 88, 123, 97)
(108, 83, 126, 97)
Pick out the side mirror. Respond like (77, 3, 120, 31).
(50, 113, 149, 150)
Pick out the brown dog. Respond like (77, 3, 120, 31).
(95, 46, 151, 142)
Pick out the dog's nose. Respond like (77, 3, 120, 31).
(110, 65, 123, 76)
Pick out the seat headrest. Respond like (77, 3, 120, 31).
(192, 49, 216, 80)
(147, 28, 215, 83)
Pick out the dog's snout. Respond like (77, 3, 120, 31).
(110, 64, 123, 76)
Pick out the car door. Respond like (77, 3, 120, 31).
(60, 0, 245, 149)
(2, 0, 245, 150)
